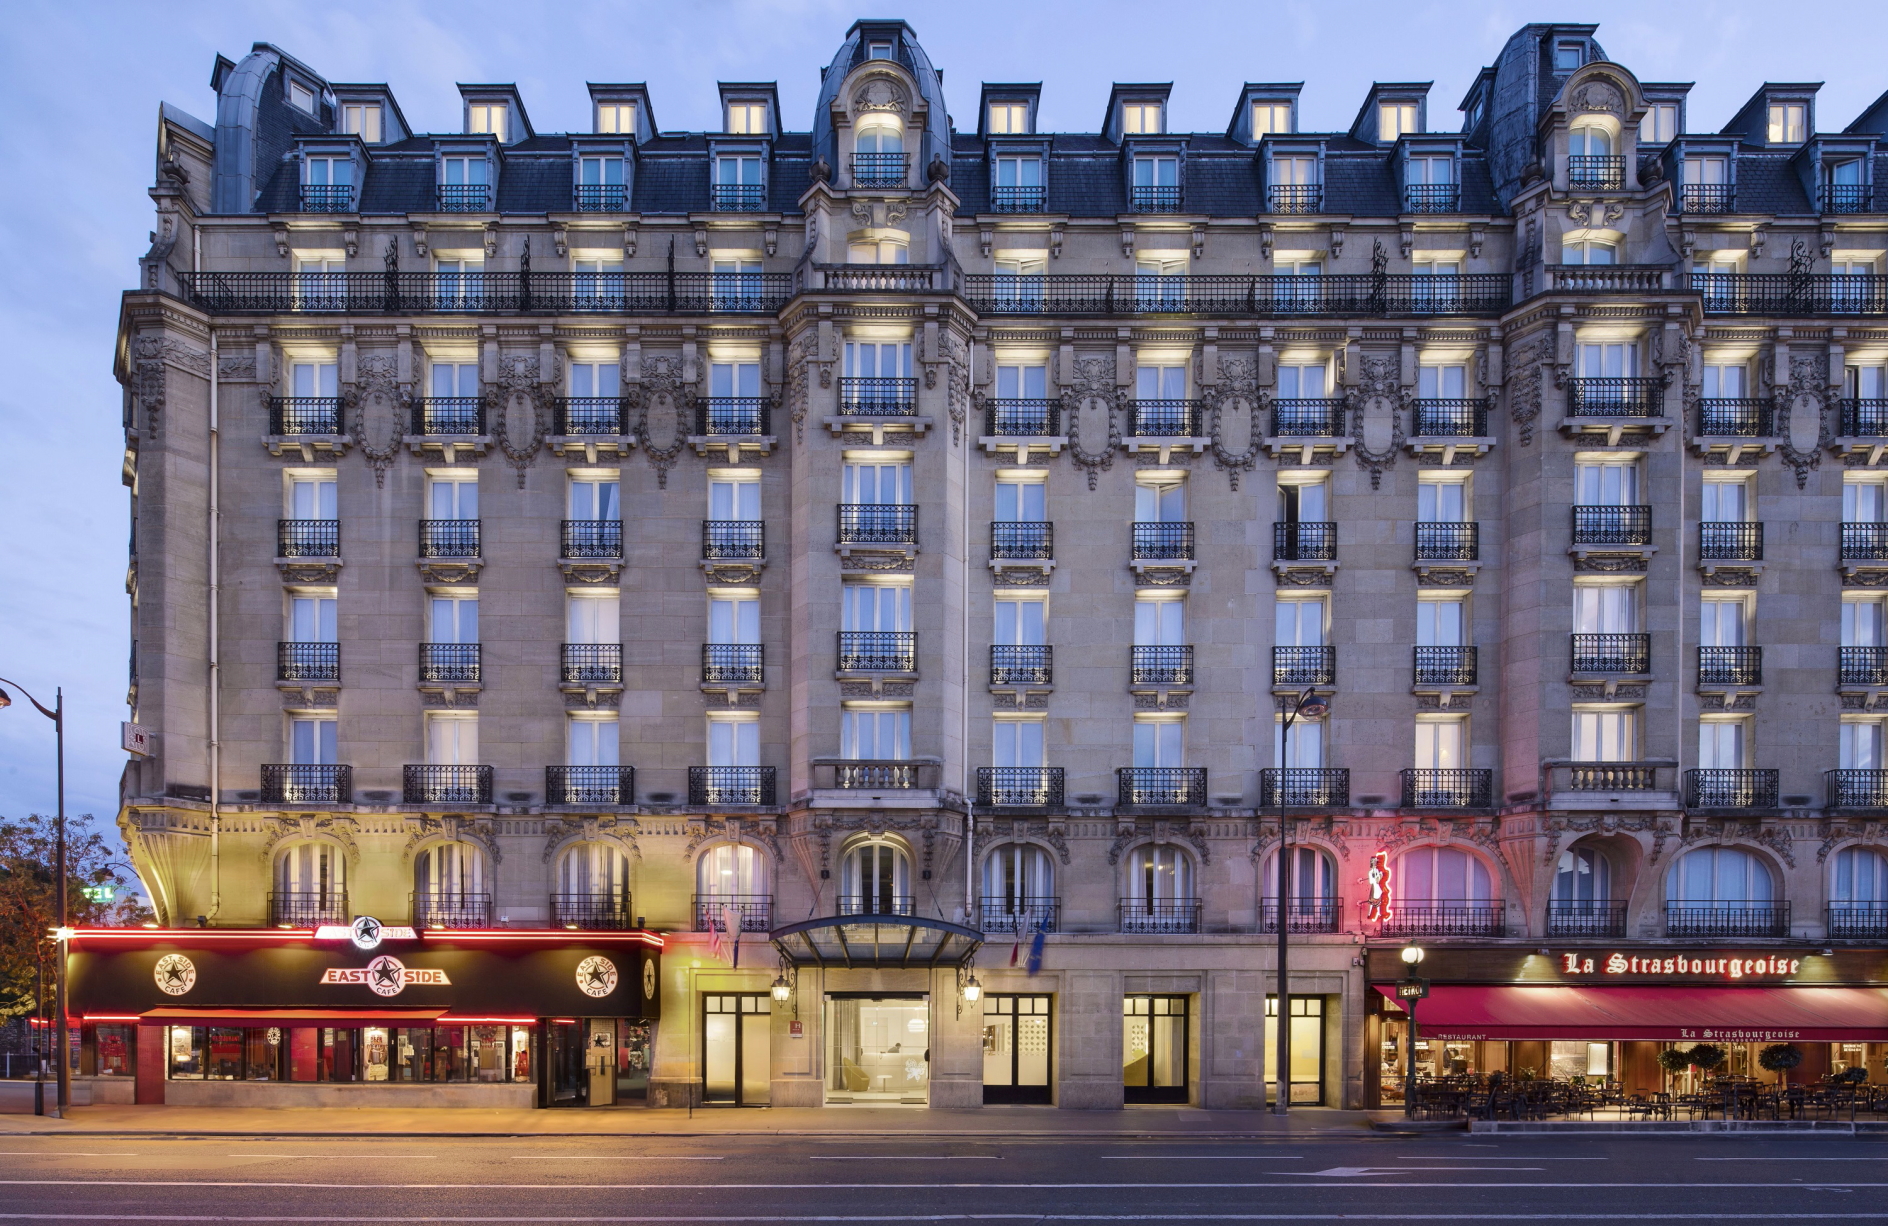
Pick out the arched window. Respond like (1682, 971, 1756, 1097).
(1396, 846, 1494, 904)
(1569, 125, 1612, 156)
(273, 842, 347, 926)
(696, 843, 769, 932)
(1665, 846, 1773, 905)
(840, 840, 910, 916)
(981, 843, 1055, 933)
(856, 118, 904, 155)
(554, 842, 631, 928)
(1553, 846, 1612, 905)
(1261, 846, 1336, 931)
(1831, 848, 1888, 938)
(413, 841, 488, 927)
(1123, 844, 1197, 933)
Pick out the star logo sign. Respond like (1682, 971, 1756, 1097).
(351, 916, 383, 951)
(366, 955, 406, 997)
(153, 953, 196, 995)
(576, 956, 618, 998)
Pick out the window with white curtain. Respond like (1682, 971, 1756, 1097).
(290, 717, 337, 765)
(1136, 364, 1186, 399)
(568, 717, 619, 767)
(568, 360, 620, 398)
(1132, 718, 1184, 767)
(709, 596, 759, 644)
(994, 155, 1041, 188)
(1832, 847, 1888, 904)
(1418, 364, 1465, 398)
(1396, 846, 1493, 903)
(993, 719, 1044, 767)
(1847, 364, 1887, 400)
(846, 238, 910, 264)
(1278, 477, 1328, 524)
(425, 715, 478, 766)
(994, 598, 1045, 646)
(1414, 720, 1465, 769)
(1554, 846, 1612, 905)
(343, 104, 383, 143)
(1699, 599, 1744, 647)
(429, 595, 478, 644)
(1122, 103, 1163, 135)
(1701, 477, 1748, 522)
(1275, 599, 1323, 647)
(987, 102, 1028, 134)
(983, 842, 1053, 904)
(428, 475, 477, 519)
(1417, 477, 1465, 522)
(710, 361, 762, 398)
(1702, 362, 1747, 398)
(841, 707, 910, 760)
(842, 841, 909, 912)
(1641, 103, 1679, 144)
(1666, 846, 1773, 904)
(1697, 719, 1745, 769)
(1127, 844, 1193, 901)
(725, 102, 767, 134)
(842, 460, 911, 504)
(699, 843, 766, 897)
(841, 583, 910, 632)
(1417, 598, 1464, 647)
(1261, 846, 1334, 905)
(1569, 125, 1612, 156)
(709, 475, 760, 520)
(1840, 721, 1883, 770)
(568, 477, 619, 520)
(1844, 478, 1887, 523)
(276, 842, 345, 897)
(1276, 363, 1328, 398)
(596, 102, 636, 135)
(289, 594, 336, 643)
(1134, 598, 1184, 646)
(995, 477, 1045, 522)
(1576, 342, 1637, 377)
(290, 362, 339, 399)
(1378, 102, 1419, 141)
(557, 842, 630, 899)
(996, 363, 1047, 399)
(1767, 103, 1807, 144)
(1275, 715, 1324, 768)
(467, 105, 507, 141)
(1251, 100, 1293, 135)
(430, 361, 479, 398)
(1574, 585, 1636, 633)
(707, 715, 759, 766)
(1575, 459, 1638, 505)
(414, 841, 484, 899)
(855, 118, 903, 153)
(1562, 238, 1618, 265)
(1135, 480, 1185, 522)
(1572, 709, 1634, 760)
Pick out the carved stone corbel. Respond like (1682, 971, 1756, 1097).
(764, 226, 778, 257)
(1398, 224, 1413, 258)
(693, 226, 708, 258)
(552, 227, 568, 257)
(1468, 225, 1484, 258)
(342, 227, 358, 257)
(1329, 225, 1344, 258)
(979, 226, 993, 258)
(272, 224, 289, 258)
(1191, 224, 1205, 260)
(1049, 225, 1064, 259)
(1820, 223, 1837, 260)
(623, 225, 638, 258)
(411, 225, 429, 258)
(1119, 227, 1135, 259)
(1258, 221, 1274, 261)
(1679, 227, 1696, 260)
(482, 223, 497, 259)
(1749, 225, 1766, 258)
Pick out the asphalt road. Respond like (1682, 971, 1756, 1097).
(0, 1131, 1884, 1223)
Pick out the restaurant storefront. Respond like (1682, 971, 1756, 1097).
(1364, 945, 1888, 1106)
(65, 923, 662, 1108)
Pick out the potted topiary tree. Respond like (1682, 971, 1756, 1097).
(1758, 1043, 1804, 1089)
(1687, 1043, 1728, 1077)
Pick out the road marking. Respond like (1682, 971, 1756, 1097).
(1109, 1156, 1304, 1160)
(526, 1157, 725, 1162)
(1396, 1156, 1608, 1161)
(0, 1180, 1880, 1190)
(1, 1213, 1886, 1222)
(0, 1153, 138, 1158)
(1302, 1167, 1544, 1176)
(806, 1157, 1000, 1161)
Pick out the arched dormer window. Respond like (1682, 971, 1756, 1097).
(840, 839, 911, 916)
(1260, 845, 1337, 932)
(1568, 124, 1622, 189)
(554, 841, 632, 929)
(413, 841, 488, 928)
(1122, 844, 1197, 934)
(980, 843, 1055, 933)
(696, 843, 770, 932)
(273, 842, 347, 926)
(852, 118, 907, 189)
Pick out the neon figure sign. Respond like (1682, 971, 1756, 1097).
(1363, 851, 1393, 922)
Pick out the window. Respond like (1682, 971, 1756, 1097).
(291, 361, 339, 400)
(442, 155, 487, 188)
(984, 842, 1052, 909)
(842, 459, 911, 505)
(1698, 718, 1745, 769)
(709, 361, 762, 406)
(1572, 709, 1634, 761)
(1417, 597, 1464, 647)
(841, 707, 911, 759)
(289, 80, 316, 113)
(995, 475, 1045, 522)
(1135, 363, 1186, 402)
(568, 716, 619, 767)
(1575, 457, 1638, 504)
(1132, 717, 1184, 767)
(1277, 475, 1328, 523)
(1272, 155, 1317, 187)
(1262, 846, 1334, 907)
(556, 842, 630, 899)
(994, 155, 1043, 196)
(714, 155, 763, 209)
(1134, 597, 1184, 647)
(1667, 846, 1773, 904)
(843, 342, 909, 382)
(995, 363, 1048, 403)
(427, 474, 478, 520)
(1842, 598, 1884, 650)
(276, 841, 344, 898)
(1127, 843, 1193, 902)
(1251, 100, 1293, 136)
(596, 102, 636, 135)
(842, 841, 908, 914)
(1132, 156, 1178, 189)
(1701, 475, 1748, 523)
(425, 714, 477, 766)
(1701, 361, 1747, 399)
(1832, 847, 1888, 904)
(1122, 102, 1162, 135)
(1848, 364, 1888, 401)
(1553, 846, 1612, 906)
(570, 255, 621, 305)
(846, 239, 909, 265)
(1574, 584, 1636, 634)
(1276, 707, 1324, 768)
(710, 474, 760, 521)
(305, 156, 351, 189)
(710, 257, 764, 309)
(866, 40, 893, 59)
(708, 715, 759, 766)
(1699, 598, 1745, 648)
(414, 841, 484, 901)
(292, 256, 345, 308)
(856, 119, 903, 154)
(987, 102, 1027, 134)
(995, 598, 1045, 647)
(726, 102, 767, 134)
(343, 104, 383, 144)
(1767, 103, 1807, 144)
(1397, 846, 1493, 903)
(993, 255, 1047, 308)
(288, 474, 336, 520)
(1408, 155, 1453, 186)
(1685, 155, 1727, 187)
(290, 717, 337, 766)
(289, 593, 336, 644)
(1276, 362, 1328, 399)
(1569, 125, 1612, 157)
(429, 595, 478, 644)
(567, 592, 619, 645)
(1378, 102, 1419, 142)
(434, 255, 484, 308)
(699, 842, 766, 899)
(841, 582, 910, 632)
(568, 477, 619, 521)
(468, 104, 506, 141)
(1845, 477, 1887, 524)
(1136, 478, 1185, 523)
(1418, 364, 1466, 399)
(992, 719, 1045, 768)
(1641, 102, 1678, 145)
(1415, 719, 1465, 769)
(580, 154, 625, 189)
(709, 595, 758, 645)
(568, 360, 619, 400)
(1275, 598, 1323, 647)
(1576, 342, 1638, 379)
(1553, 42, 1584, 71)
(1561, 238, 1618, 265)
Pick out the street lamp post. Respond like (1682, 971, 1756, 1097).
(0, 678, 65, 1119)
(1272, 686, 1327, 1116)
(1398, 942, 1428, 1118)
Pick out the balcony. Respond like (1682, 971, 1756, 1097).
(990, 644, 1051, 686)
(419, 643, 480, 684)
(1698, 398, 1771, 436)
(694, 895, 773, 931)
(1268, 184, 1321, 214)
(1828, 904, 1888, 939)
(1545, 901, 1628, 938)
(299, 184, 354, 213)
(1401, 768, 1494, 809)
(704, 520, 764, 560)
(546, 765, 635, 806)
(990, 186, 1045, 213)
(1842, 522, 1888, 563)
(959, 272, 1508, 318)
(823, 760, 939, 791)
(278, 519, 339, 558)
(1698, 645, 1762, 686)
(850, 152, 909, 188)
(555, 397, 625, 435)
(1699, 521, 1762, 562)
(1823, 184, 1873, 215)
(1261, 900, 1340, 934)
(1692, 272, 1888, 317)
(976, 767, 1064, 810)
(403, 764, 491, 805)
(1403, 184, 1460, 214)
(1561, 762, 1664, 792)
(260, 764, 351, 805)
(710, 183, 766, 212)
(1273, 645, 1334, 687)
(1118, 899, 1201, 934)
(1571, 505, 1651, 546)
(183, 269, 794, 316)
(411, 892, 492, 928)
(1271, 398, 1345, 438)
(278, 642, 339, 684)
(419, 519, 480, 558)
(1129, 399, 1202, 437)
(688, 765, 776, 806)
(1414, 645, 1477, 687)
(838, 894, 916, 917)
(979, 897, 1059, 933)
(1260, 768, 1349, 808)
(413, 397, 484, 435)
(817, 265, 941, 294)
(1415, 522, 1478, 562)
(1412, 398, 1488, 437)
(436, 184, 490, 212)
(1117, 766, 1207, 808)
(1829, 768, 1888, 809)
(1841, 399, 1888, 436)
(838, 377, 918, 415)
(985, 399, 1060, 436)
(1131, 521, 1194, 561)
(1571, 633, 1650, 675)
(1665, 902, 1789, 938)
(837, 631, 916, 672)
(573, 183, 628, 212)
(992, 522, 1053, 561)
(562, 643, 622, 685)
(837, 504, 916, 545)
(1274, 521, 1335, 562)
(1684, 768, 1780, 810)
(269, 396, 343, 435)
(703, 643, 763, 686)
(561, 520, 622, 560)
(695, 397, 772, 436)
(551, 893, 634, 930)
(1568, 377, 1661, 417)
(1130, 185, 1183, 213)
(1379, 903, 1506, 938)
(1131, 645, 1193, 685)
(270, 891, 348, 927)
(1566, 155, 1624, 189)
(1680, 184, 1735, 214)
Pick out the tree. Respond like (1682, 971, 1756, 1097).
(1686, 1043, 1728, 1073)
(1758, 1042, 1804, 1088)
(0, 813, 148, 1021)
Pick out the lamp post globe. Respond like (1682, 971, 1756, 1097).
(1401, 942, 1426, 967)
(1399, 942, 1428, 1117)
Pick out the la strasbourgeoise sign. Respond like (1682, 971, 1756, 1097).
(1366, 945, 1888, 987)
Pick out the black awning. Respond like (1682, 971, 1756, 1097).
(769, 915, 984, 969)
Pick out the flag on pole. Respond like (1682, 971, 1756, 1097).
(1026, 922, 1046, 976)
(722, 904, 742, 969)
(705, 910, 724, 964)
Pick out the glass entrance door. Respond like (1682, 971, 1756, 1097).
(1263, 995, 1326, 1105)
(982, 994, 1052, 1103)
(545, 1020, 587, 1106)
(1122, 994, 1189, 1103)
(825, 995, 929, 1104)
(702, 994, 771, 1105)
(616, 1020, 653, 1102)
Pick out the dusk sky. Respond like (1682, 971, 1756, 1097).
(2, 0, 1885, 825)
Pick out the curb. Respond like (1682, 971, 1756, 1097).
(1469, 1119, 1888, 1135)
(0, 1127, 1381, 1141)
(1368, 1119, 1470, 1133)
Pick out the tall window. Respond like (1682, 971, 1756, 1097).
(987, 102, 1027, 134)
(995, 597, 1045, 647)
(856, 119, 903, 155)
(290, 717, 337, 766)
(1767, 103, 1807, 144)
(841, 708, 909, 760)
(843, 841, 909, 913)
(1847, 364, 1888, 402)
(1276, 361, 1328, 398)
(1846, 477, 1888, 525)
(1276, 708, 1324, 769)
(556, 842, 630, 900)
(428, 474, 477, 522)
(1414, 719, 1465, 769)
(1569, 125, 1612, 157)
(1277, 476, 1329, 524)
(996, 363, 1047, 401)
(1702, 361, 1747, 399)
(442, 155, 487, 188)
(1251, 100, 1292, 135)
(429, 594, 477, 645)
(699, 843, 765, 899)
(707, 715, 758, 766)
(1553, 846, 1612, 906)
(1136, 479, 1184, 524)
(1131, 156, 1178, 192)
(305, 156, 351, 190)
(1127, 844, 1193, 902)
(992, 255, 1046, 308)
(290, 360, 339, 400)
(1417, 476, 1466, 523)
(343, 104, 383, 143)
(596, 102, 636, 135)
(568, 716, 619, 767)
(1378, 102, 1419, 141)
(710, 257, 763, 309)
(1132, 717, 1184, 767)
(1562, 237, 1619, 265)
(993, 718, 1044, 767)
(710, 360, 762, 400)
(288, 474, 336, 520)
(276, 843, 345, 900)
(710, 474, 760, 521)
(580, 155, 624, 194)
(568, 360, 620, 400)
(1272, 155, 1317, 187)
(715, 155, 762, 201)
(467, 104, 506, 141)
(994, 155, 1042, 194)
(842, 459, 911, 505)
(709, 595, 758, 645)
(1832, 847, 1888, 907)
(1134, 596, 1184, 648)
(1685, 155, 1728, 188)
(1417, 597, 1463, 647)
(1572, 710, 1634, 761)
(567, 592, 618, 645)
(1641, 103, 1679, 144)
(1701, 476, 1748, 524)
(843, 342, 910, 382)
(430, 360, 479, 400)
(1122, 102, 1162, 134)
(984, 843, 1053, 906)
(1275, 598, 1323, 648)
(1262, 846, 1334, 907)
(1699, 598, 1744, 648)
(289, 593, 336, 645)
(415, 842, 485, 901)
(571, 254, 622, 306)
(425, 714, 478, 766)
(1575, 457, 1638, 505)
(1418, 363, 1465, 399)
(1397, 846, 1492, 903)
(1842, 721, 1884, 770)
(1698, 718, 1745, 769)
(568, 476, 619, 522)
(1667, 846, 1773, 904)
(996, 475, 1046, 521)
(1574, 585, 1636, 634)
(1136, 364, 1186, 400)
(726, 102, 767, 134)
(842, 582, 910, 633)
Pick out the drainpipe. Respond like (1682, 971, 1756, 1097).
(962, 349, 974, 927)
(207, 330, 221, 925)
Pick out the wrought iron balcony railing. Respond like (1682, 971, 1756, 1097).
(960, 272, 1509, 317)
(1680, 184, 1735, 214)
(278, 642, 339, 683)
(1571, 633, 1650, 675)
(838, 377, 918, 414)
(554, 396, 625, 435)
(270, 891, 348, 927)
(299, 184, 354, 213)
(1665, 902, 1788, 938)
(1260, 767, 1349, 808)
(411, 892, 492, 929)
(402, 764, 493, 805)
(703, 520, 764, 559)
(1699, 521, 1763, 561)
(1130, 399, 1202, 436)
(1567, 155, 1624, 189)
(1117, 766, 1208, 808)
(1563, 762, 1663, 791)
(976, 767, 1064, 809)
(837, 894, 916, 916)
(695, 895, 773, 932)
(1829, 768, 1888, 809)
(1842, 522, 1888, 561)
(710, 183, 766, 212)
(1698, 645, 1762, 686)
(1698, 397, 1771, 436)
(1684, 768, 1780, 809)
(1130, 185, 1183, 213)
(992, 521, 1053, 560)
(1274, 521, 1335, 561)
(688, 765, 776, 806)
(436, 183, 490, 212)
(1414, 645, 1477, 687)
(1131, 521, 1194, 560)
(990, 186, 1046, 213)
(979, 897, 1059, 933)
(1271, 398, 1345, 437)
(1568, 377, 1662, 417)
(182, 269, 797, 316)
(270, 396, 344, 434)
(850, 152, 909, 188)
(1843, 646, 1888, 686)
(1273, 645, 1334, 687)
(1843, 398, 1888, 436)
(562, 643, 622, 685)
(260, 764, 351, 805)
(1415, 521, 1478, 561)
(1691, 272, 1888, 317)
(1403, 184, 1460, 213)
(1412, 398, 1488, 436)
(1571, 505, 1652, 545)
(837, 631, 916, 672)
(703, 643, 763, 685)
(1545, 901, 1627, 938)
(551, 892, 634, 929)
(1828, 903, 1888, 939)
(278, 519, 339, 557)
(412, 397, 484, 435)
(1401, 768, 1494, 809)
(1823, 183, 1873, 215)
(573, 183, 628, 212)
(419, 642, 481, 684)
(1131, 645, 1193, 685)
(1261, 899, 1341, 933)
(546, 765, 635, 806)
(984, 398, 1060, 436)
(695, 396, 771, 435)
(1377, 902, 1506, 937)
(561, 519, 622, 559)
(1118, 899, 1201, 933)
(990, 644, 1051, 686)
(837, 504, 916, 544)
(1268, 184, 1321, 214)
(419, 519, 481, 558)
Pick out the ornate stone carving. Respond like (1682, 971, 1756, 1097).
(1347, 349, 1407, 489)
(1507, 335, 1546, 445)
(493, 353, 552, 488)
(349, 352, 407, 488)
(852, 77, 908, 114)
(1570, 79, 1624, 115)
(1206, 356, 1263, 490)
(1777, 350, 1831, 489)
(1065, 356, 1121, 490)
(1573, 555, 1650, 573)
(634, 354, 690, 488)
(131, 335, 210, 439)
(1274, 568, 1334, 587)
(1416, 568, 1477, 587)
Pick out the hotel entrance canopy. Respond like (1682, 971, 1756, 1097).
(1376, 983, 1888, 1042)
(770, 916, 984, 969)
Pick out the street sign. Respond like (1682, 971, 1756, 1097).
(1396, 977, 1430, 1000)
(121, 723, 153, 756)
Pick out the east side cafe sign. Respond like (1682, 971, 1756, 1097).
(1559, 951, 1802, 980)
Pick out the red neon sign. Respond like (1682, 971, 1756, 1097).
(1363, 851, 1394, 922)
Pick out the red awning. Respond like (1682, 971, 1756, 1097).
(140, 1008, 446, 1027)
(1374, 984, 1888, 1042)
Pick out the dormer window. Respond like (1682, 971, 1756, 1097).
(596, 102, 636, 135)
(302, 156, 354, 213)
(988, 102, 1028, 134)
(1122, 102, 1163, 135)
(1131, 156, 1180, 212)
(342, 104, 382, 143)
(1251, 100, 1293, 136)
(577, 155, 626, 212)
(468, 103, 506, 142)
(1568, 125, 1622, 189)
(993, 154, 1043, 212)
(440, 156, 489, 213)
(867, 40, 893, 59)
(1553, 41, 1585, 72)
(1768, 102, 1806, 143)
(852, 118, 906, 188)
(1682, 155, 1732, 213)
(1640, 103, 1678, 145)
(289, 79, 316, 114)
(1405, 155, 1456, 212)
(713, 155, 764, 211)
(1826, 159, 1869, 214)
(1379, 102, 1419, 142)
(726, 102, 768, 134)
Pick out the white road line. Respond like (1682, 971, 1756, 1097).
(1108, 1156, 1304, 1160)
(0, 1154, 138, 1158)
(1396, 1156, 1609, 1161)
(0, 1213, 1885, 1223)
(806, 1157, 1000, 1161)
(0, 1180, 1882, 1190)
(223, 1155, 439, 1160)
(1696, 1158, 1884, 1162)
(525, 1157, 726, 1162)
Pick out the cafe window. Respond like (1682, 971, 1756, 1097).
(166, 1027, 286, 1081)
(1122, 994, 1188, 1103)
(1263, 995, 1325, 1105)
(983, 994, 1051, 1104)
